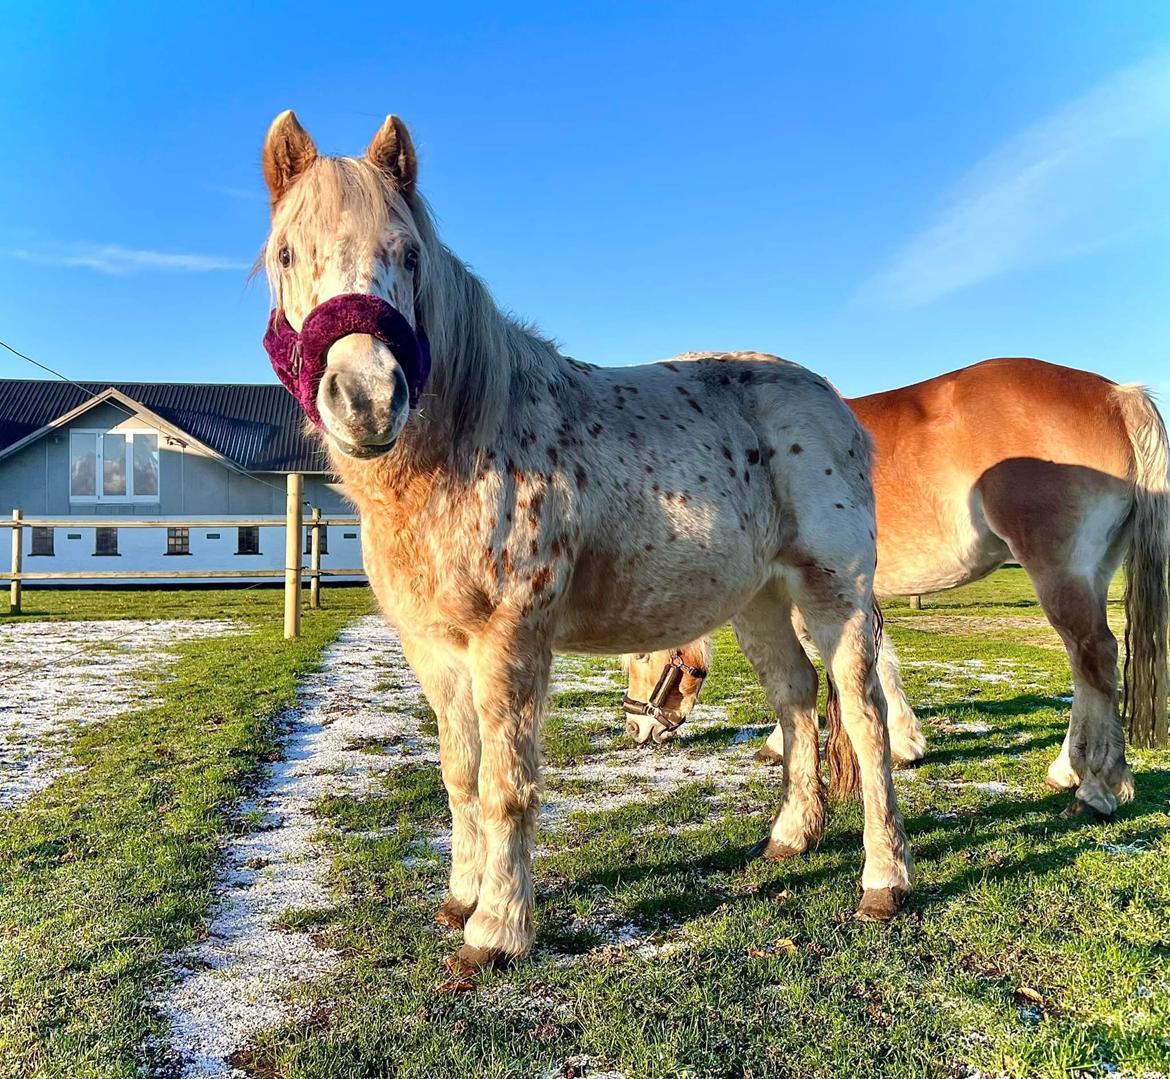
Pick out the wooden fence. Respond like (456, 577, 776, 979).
(1, 475, 364, 638)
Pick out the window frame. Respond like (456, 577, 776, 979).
(69, 428, 160, 504)
(94, 527, 119, 556)
(29, 527, 54, 557)
(236, 525, 261, 556)
(305, 523, 329, 555)
(166, 527, 190, 556)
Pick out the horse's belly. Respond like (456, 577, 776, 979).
(554, 540, 763, 653)
(874, 494, 1008, 596)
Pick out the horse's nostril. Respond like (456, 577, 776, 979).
(322, 372, 344, 410)
(322, 372, 371, 420)
(390, 373, 409, 415)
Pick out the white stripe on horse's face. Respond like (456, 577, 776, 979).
(268, 174, 422, 458)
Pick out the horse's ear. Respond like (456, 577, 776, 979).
(367, 115, 417, 195)
(262, 110, 317, 206)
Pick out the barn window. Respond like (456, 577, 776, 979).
(305, 523, 328, 554)
(30, 527, 54, 556)
(236, 526, 260, 555)
(70, 430, 159, 502)
(94, 527, 118, 555)
(166, 527, 190, 555)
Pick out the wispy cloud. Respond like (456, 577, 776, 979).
(203, 183, 266, 203)
(859, 47, 1170, 308)
(3, 243, 250, 275)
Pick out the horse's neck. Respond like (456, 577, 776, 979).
(423, 250, 567, 442)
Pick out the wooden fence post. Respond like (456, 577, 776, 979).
(284, 474, 303, 638)
(909, 594, 923, 610)
(309, 506, 322, 610)
(9, 509, 22, 615)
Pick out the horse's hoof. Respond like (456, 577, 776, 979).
(1060, 798, 1112, 822)
(435, 898, 476, 931)
(758, 838, 802, 862)
(1043, 775, 1075, 793)
(855, 887, 908, 922)
(753, 745, 784, 767)
(444, 943, 510, 978)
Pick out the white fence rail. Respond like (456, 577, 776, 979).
(1, 475, 364, 638)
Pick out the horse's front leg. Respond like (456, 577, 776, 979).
(448, 621, 551, 974)
(399, 634, 482, 929)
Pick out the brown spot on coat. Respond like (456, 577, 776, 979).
(790, 444, 803, 454)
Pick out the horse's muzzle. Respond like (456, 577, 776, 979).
(263, 292, 430, 432)
(318, 338, 410, 457)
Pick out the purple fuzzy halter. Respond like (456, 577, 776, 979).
(263, 293, 431, 427)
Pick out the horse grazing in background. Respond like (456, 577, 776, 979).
(622, 638, 712, 744)
(626, 359, 1170, 817)
(259, 111, 912, 974)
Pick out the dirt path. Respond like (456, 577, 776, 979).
(158, 615, 436, 1078)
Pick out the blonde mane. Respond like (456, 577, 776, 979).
(267, 155, 565, 448)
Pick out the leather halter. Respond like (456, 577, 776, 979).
(622, 649, 709, 733)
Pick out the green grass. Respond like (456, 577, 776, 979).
(247, 570, 1168, 1079)
(0, 587, 374, 1078)
(1, 572, 1167, 1078)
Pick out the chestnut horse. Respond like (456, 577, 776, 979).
(259, 111, 912, 973)
(626, 359, 1170, 816)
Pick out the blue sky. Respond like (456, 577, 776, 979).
(2, 2, 1168, 398)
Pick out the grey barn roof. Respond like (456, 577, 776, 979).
(0, 379, 328, 473)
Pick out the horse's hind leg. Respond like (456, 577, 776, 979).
(878, 632, 927, 767)
(733, 588, 825, 856)
(792, 581, 912, 917)
(1027, 564, 1133, 816)
(755, 617, 926, 769)
(399, 635, 483, 930)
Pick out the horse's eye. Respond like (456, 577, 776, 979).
(278, 246, 292, 268)
(403, 247, 419, 274)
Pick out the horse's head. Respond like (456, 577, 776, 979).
(261, 110, 429, 459)
(622, 639, 712, 744)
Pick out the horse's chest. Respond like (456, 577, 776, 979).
(360, 510, 495, 644)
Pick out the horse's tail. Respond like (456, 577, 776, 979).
(825, 673, 861, 798)
(1114, 383, 1170, 748)
(825, 603, 883, 799)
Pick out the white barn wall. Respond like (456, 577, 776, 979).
(0, 397, 366, 587)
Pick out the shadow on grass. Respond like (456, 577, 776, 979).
(533, 757, 1170, 948)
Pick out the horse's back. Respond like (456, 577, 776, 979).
(852, 358, 1139, 592)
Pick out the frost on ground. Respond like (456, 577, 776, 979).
(158, 615, 437, 1079)
(0, 618, 241, 809)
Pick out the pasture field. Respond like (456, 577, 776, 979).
(0, 571, 1167, 1079)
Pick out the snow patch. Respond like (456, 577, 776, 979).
(157, 616, 437, 1078)
(0, 618, 243, 809)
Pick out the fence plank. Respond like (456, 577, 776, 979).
(0, 517, 359, 529)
